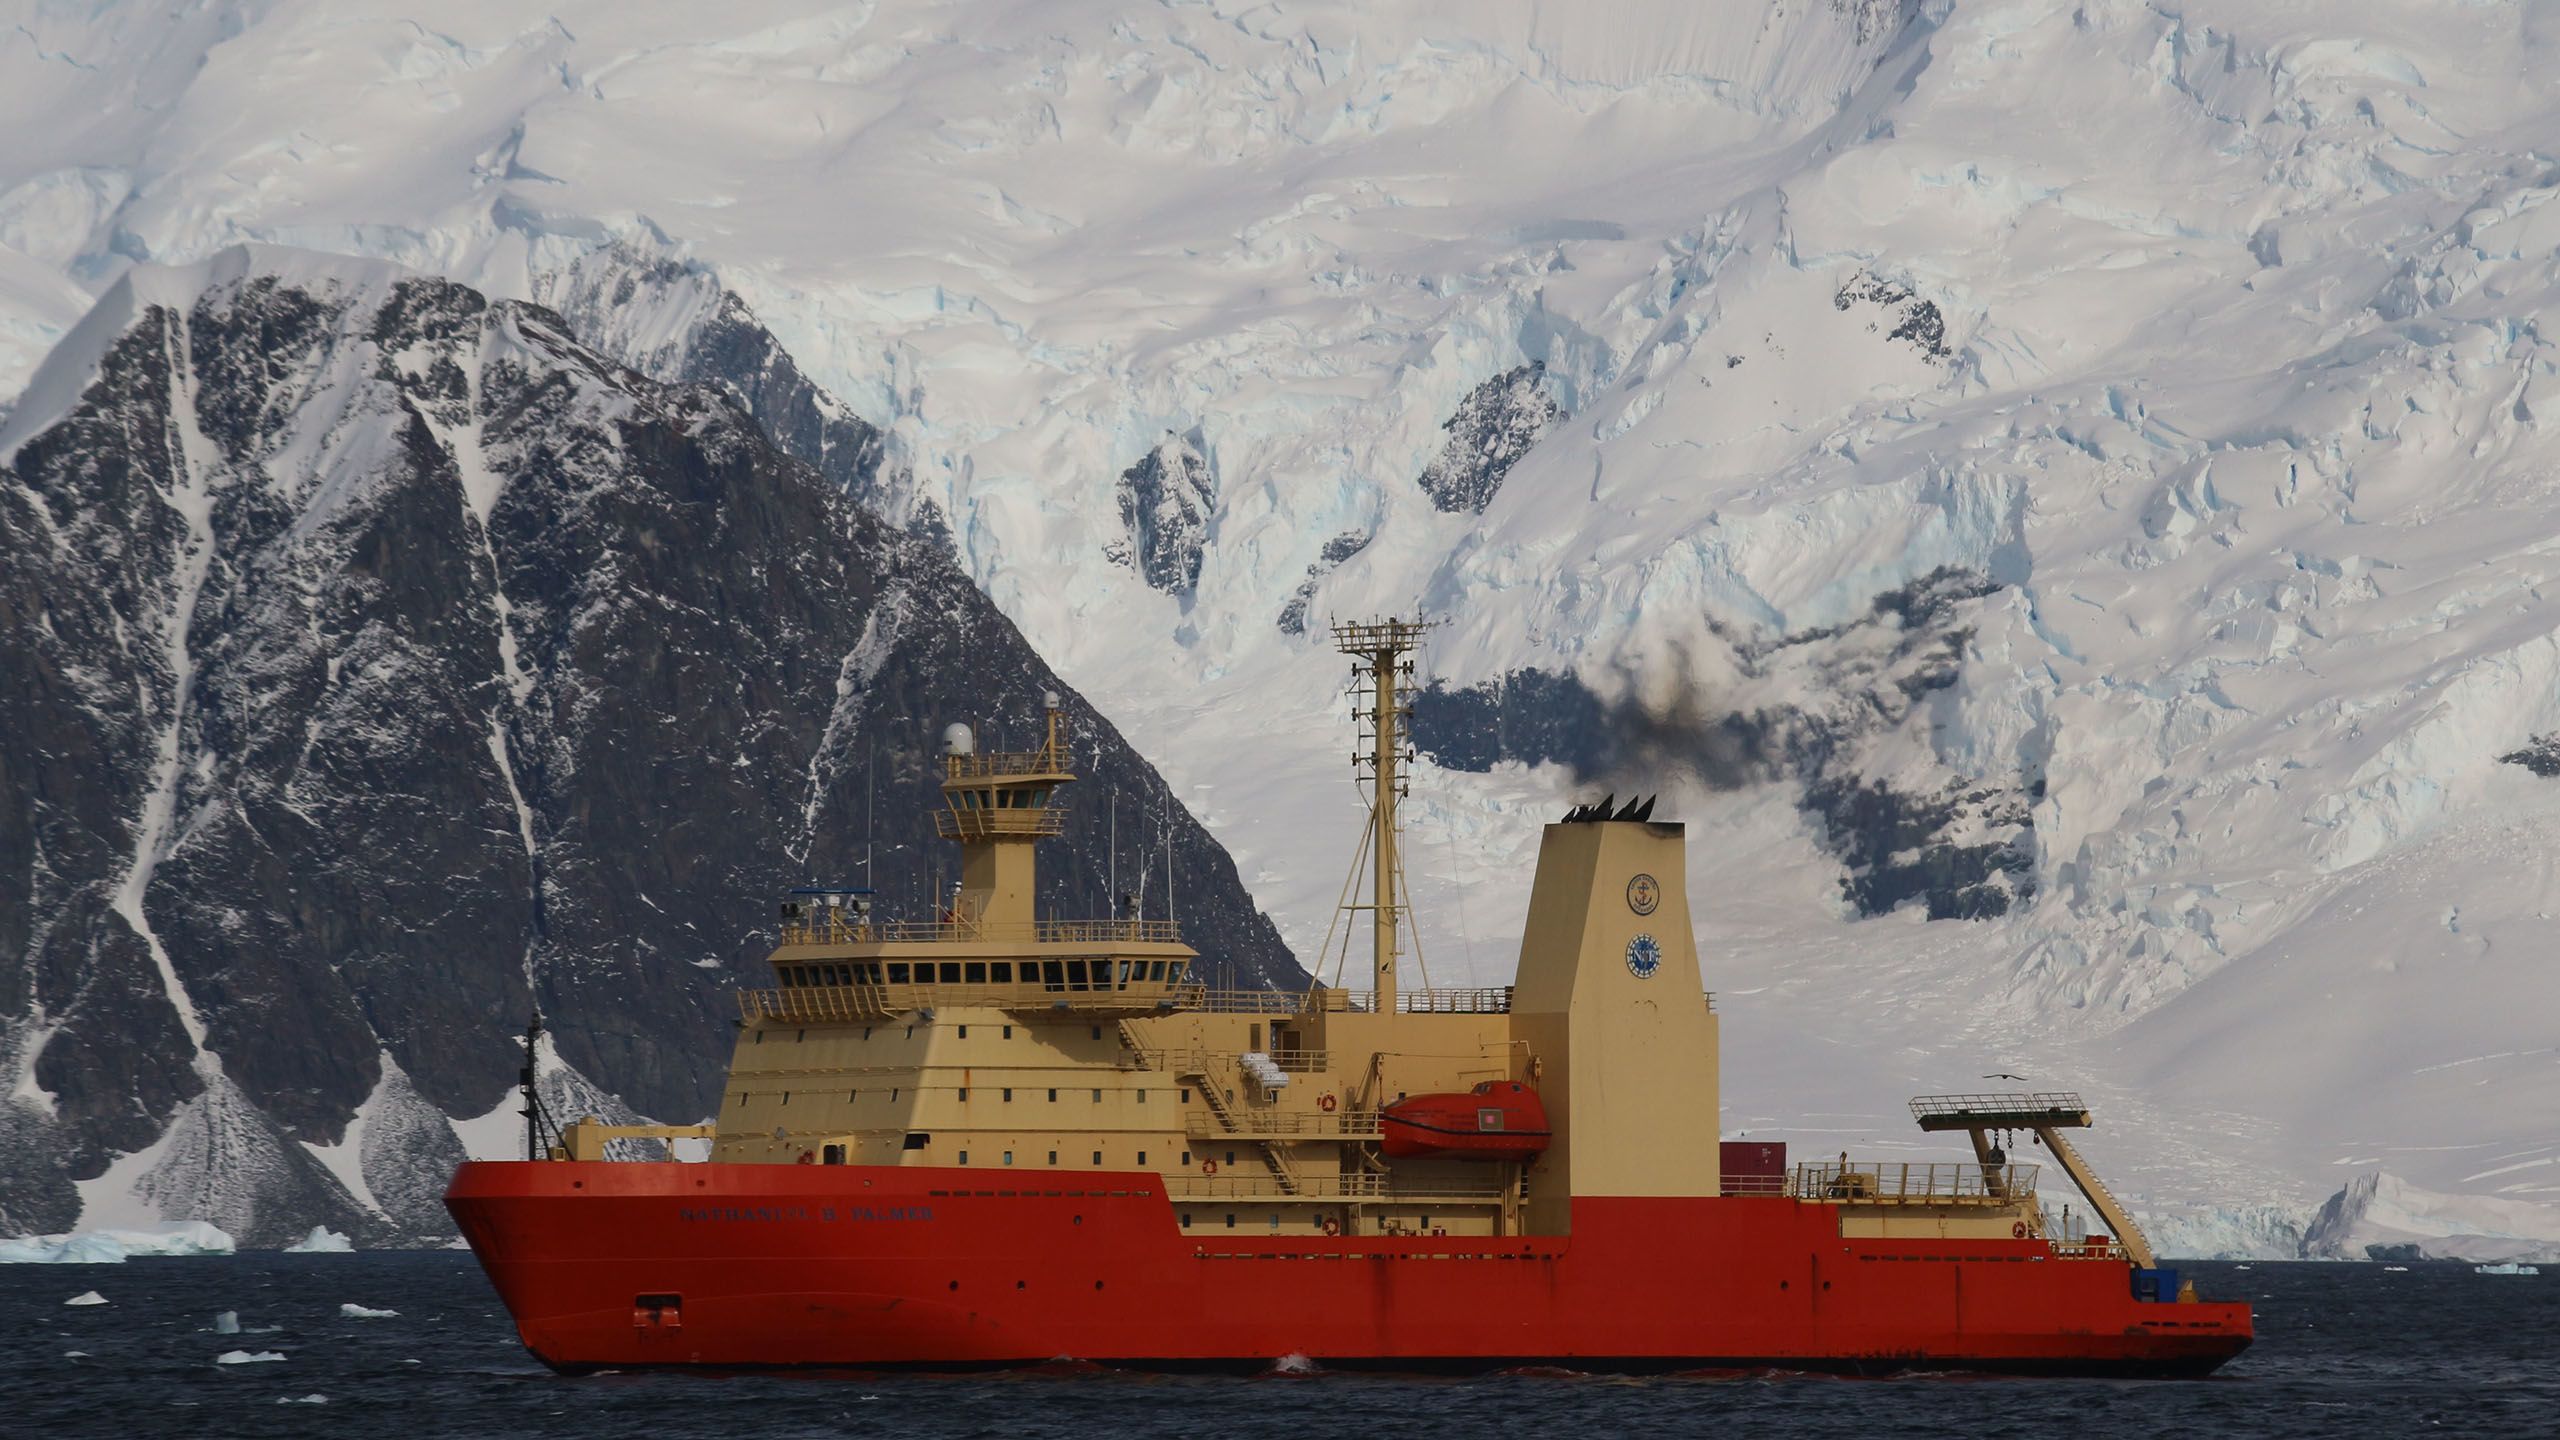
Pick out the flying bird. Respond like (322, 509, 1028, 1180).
(1982, 1073, 2026, 1081)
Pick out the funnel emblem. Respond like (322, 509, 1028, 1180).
(1625, 933, 1662, 980)
(1626, 873, 1660, 916)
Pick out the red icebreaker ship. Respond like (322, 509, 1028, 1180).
(449, 618, 2252, 1375)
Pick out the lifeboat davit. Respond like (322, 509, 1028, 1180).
(1380, 1080, 1551, 1160)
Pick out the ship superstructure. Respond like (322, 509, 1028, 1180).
(448, 619, 2252, 1374)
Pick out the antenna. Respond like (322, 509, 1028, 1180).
(1108, 788, 1119, 918)
(1330, 616, 1435, 1017)
(864, 743, 876, 890)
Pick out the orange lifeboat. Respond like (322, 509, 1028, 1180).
(1380, 1081, 1551, 1160)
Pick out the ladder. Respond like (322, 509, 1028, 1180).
(1180, 1064, 1302, 1195)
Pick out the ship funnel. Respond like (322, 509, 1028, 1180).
(941, 722, 976, 757)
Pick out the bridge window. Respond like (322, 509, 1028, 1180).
(965, 963, 987, 984)
(887, 963, 910, 983)
(1065, 960, 1089, 989)
(940, 963, 963, 984)
(992, 964, 1012, 984)
(1042, 961, 1064, 988)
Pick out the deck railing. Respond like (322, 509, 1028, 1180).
(1791, 1161, 2038, 1203)
(740, 983, 1192, 1022)
(943, 746, 1070, 780)
(1908, 1092, 2087, 1122)
(1163, 1173, 1503, 1202)
(779, 914, 1185, 947)
(1181, 986, 1518, 1015)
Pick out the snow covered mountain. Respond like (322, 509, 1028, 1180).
(0, 249, 1292, 1242)
(5, 0, 2560, 1247)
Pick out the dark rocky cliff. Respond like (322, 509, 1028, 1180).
(0, 249, 1296, 1243)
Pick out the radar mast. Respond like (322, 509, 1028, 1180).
(1333, 617, 1432, 1015)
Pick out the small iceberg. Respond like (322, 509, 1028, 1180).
(213, 1311, 241, 1334)
(63, 1290, 108, 1307)
(2, 1222, 236, 1263)
(339, 1303, 398, 1319)
(2475, 1262, 2541, 1276)
(276, 1395, 328, 1405)
(215, 1350, 286, 1365)
(2383, 1265, 2409, 1272)
(284, 1226, 352, 1254)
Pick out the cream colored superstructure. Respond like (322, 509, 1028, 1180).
(564, 618, 2116, 1251)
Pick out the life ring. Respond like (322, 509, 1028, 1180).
(1318, 1093, 1338, 1113)
(1321, 1216, 1341, 1236)
(2011, 1220, 2029, 1238)
(1201, 1159, 1219, 1176)
(798, 1150, 816, 1165)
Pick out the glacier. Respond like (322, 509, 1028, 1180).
(3, 0, 2560, 1241)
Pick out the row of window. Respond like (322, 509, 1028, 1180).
(953, 1149, 1165, 1167)
(783, 959, 1190, 989)
(951, 786, 1052, 810)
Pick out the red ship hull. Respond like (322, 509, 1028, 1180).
(445, 1160, 2253, 1375)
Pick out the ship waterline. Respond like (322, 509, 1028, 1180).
(448, 618, 2252, 1374)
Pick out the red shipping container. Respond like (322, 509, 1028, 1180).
(1720, 1140, 1786, 1196)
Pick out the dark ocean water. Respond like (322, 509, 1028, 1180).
(5, 1255, 2551, 1438)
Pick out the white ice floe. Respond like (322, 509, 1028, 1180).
(212, 1311, 240, 1334)
(276, 1395, 327, 1405)
(1, 1222, 235, 1264)
(63, 1290, 106, 1306)
(215, 1350, 285, 1365)
(338, 1303, 397, 1319)
(282, 1226, 352, 1254)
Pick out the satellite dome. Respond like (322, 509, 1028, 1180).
(941, 722, 975, 756)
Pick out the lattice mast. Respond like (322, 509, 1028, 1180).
(1333, 618, 1432, 1016)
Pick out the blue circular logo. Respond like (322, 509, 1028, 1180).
(1625, 933, 1662, 980)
